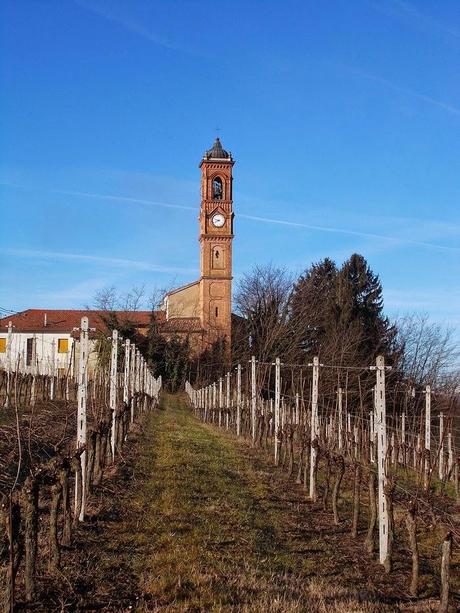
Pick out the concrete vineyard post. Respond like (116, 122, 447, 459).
(110, 329, 118, 458)
(130, 343, 136, 406)
(439, 412, 444, 480)
(76, 316, 89, 522)
(401, 412, 405, 464)
(251, 356, 256, 440)
(375, 355, 389, 566)
(49, 339, 56, 401)
(31, 335, 37, 406)
(123, 339, 131, 420)
(237, 364, 241, 436)
(5, 321, 13, 408)
(219, 377, 224, 428)
(425, 385, 431, 453)
(226, 371, 230, 430)
(447, 432, 453, 478)
(309, 357, 319, 499)
(274, 357, 281, 463)
(338, 386, 343, 451)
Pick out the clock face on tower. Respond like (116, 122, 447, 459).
(212, 213, 225, 228)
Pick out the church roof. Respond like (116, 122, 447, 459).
(204, 137, 232, 160)
(0, 309, 159, 335)
(0, 309, 205, 338)
(165, 280, 199, 297)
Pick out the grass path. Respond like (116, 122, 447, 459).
(85, 393, 416, 612)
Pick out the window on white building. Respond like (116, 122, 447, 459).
(58, 339, 69, 353)
(26, 338, 34, 366)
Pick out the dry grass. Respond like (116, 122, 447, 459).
(73, 393, 420, 611)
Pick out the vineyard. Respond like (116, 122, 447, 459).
(187, 355, 460, 610)
(1, 320, 459, 610)
(0, 318, 162, 611)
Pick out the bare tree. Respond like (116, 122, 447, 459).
(90, 286, 119, 311)
(120, 285, 146, 311)
(394, 313, 459, 390)
(148, 287, 169, 312)
(89, 285, 147, 312)
(234, 264, 297, 364)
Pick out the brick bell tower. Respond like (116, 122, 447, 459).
(199, 138, 234, 351)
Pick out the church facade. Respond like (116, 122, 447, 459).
(162, 137, 234, 352)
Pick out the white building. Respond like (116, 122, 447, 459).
(0, 309, 152, 375)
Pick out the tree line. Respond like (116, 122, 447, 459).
(91, 252, 459, 394)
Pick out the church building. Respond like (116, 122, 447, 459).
(162, 137, 234, 352)
(0, 139, 235, 370)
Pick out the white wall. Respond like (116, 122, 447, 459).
(0, 331, 76, 375)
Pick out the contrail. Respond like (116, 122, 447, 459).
(51, 188, 197, 211)
(0, 247, 197, 275)
(1, 181, 458, 253)
(338, 63, 460, 116)
(239, 214, 460, 253)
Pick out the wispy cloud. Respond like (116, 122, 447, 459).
(0, 248, 197, 275)
(385, 287, 460, 312)
(37, 278, 110, 304)
(341, 64, 460, 117)
(239, 214, 460, 253)
(0, 182, 196, 212)
(51, 187, 197, 212)
(74, 0, 202, 56)
(371, 1, 460, 41)
(2, 181, 459, 254)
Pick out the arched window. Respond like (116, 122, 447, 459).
(212, 177, 223, 200)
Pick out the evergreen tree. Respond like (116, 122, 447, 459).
(330, 253, 397, 364)
(290, 258, 337, 356)
(289, 254, 398, 366)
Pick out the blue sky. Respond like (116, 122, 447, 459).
(0, 0, 459, 331)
